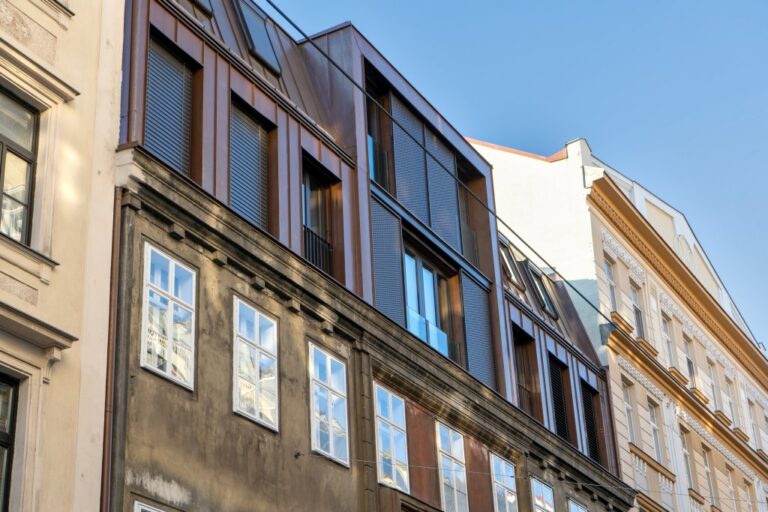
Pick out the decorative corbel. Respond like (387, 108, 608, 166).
(43, 346, 62, 384)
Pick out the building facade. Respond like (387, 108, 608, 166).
(474, 138, 768, 512)
(105, 1, 634, 511)
(0, 0, 125, 510)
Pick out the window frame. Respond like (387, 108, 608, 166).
(568, 499, 589, 512)
(622, 379, 636, 444)
(708, 361, 721, 411)
(683, 336, 696, 386)
(629, 282, 645, 339)
(436, 422, 469, 512)
(661, 315, 676, 368)
(308, 342, 350, 466)
(648, 399, 663, 463)
(0, 373, 18, 512)
(680, 425, 694, 490)
(526, 261, 558, 319)
(232, 296, 279, 431)
(374, 383, 410, 494)
(0, 88, 39, 246)
(530, 478, 555, 512)
(134, 502, 164, 512)
(140, 242, 197, 390)
(603, 256, 617, 312)
(703, 445, 717, 505)
(490, 452, 518, 512)
(500, 244, 525, 292)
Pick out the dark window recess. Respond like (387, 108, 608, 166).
(581, 381, 602, 464)
(145, 38, 193, 176)
(0, 375, 18, 511)
(528, 263, 558, 319)
(235, 0, 281, 75)
(230, 102, 269, 230)
(549, 355, 571, 441)
(462, 275, 495, 389)
(370, 198, 405, 326)
(0, 89, 37, 245)
(513, 324, 539, 419)
(302, 155, 334, 275)
(365, 65, 393, 193)
(457, 170, 478, 266)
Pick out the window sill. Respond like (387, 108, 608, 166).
(233, 409, 279, 433)
(310, 448, 350, 469)
(139, 363, 195, 392)
(628, 442, 676, 483)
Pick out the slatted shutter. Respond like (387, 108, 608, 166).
(581, 382, 601, 463)
(391, 96, 429, 223)
(371, 198, 405, 326)
(426, 131, 460, 251)
(230, 104, 269, 230)
(549, 355, 569, 440)
(462, 275, 495, 389)
(145, 39, 193, 175)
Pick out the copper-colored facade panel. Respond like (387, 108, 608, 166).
(406, 402, 441, 509)
(466, 436, 493, 512)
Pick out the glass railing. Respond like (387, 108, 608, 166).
(407, 307, 449, 357)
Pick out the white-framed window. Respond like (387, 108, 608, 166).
(648, 399, 663, 462)
(134, 502, 164, 512)
(744, 482, 755, 512)
(233, 297, 278, 430)
(661, 316, 676, 368)
(437, 422, 468, 512)
(374, 383, 409, 493)
(683, 337, 696, 386)
(749, 402, 761, 450)
(141, 243, 196, 388)
(725, 379, 739, 427)
(568, 499, 588, 512)
(622, 380, 635, 443)
(531, 478, 555, 512)
(630, 283, 645, 339)
(491, 453, 517, 512)
(703, 446, 717, 504)
(726, 467, 737, 511)
(708, 361, 721, 410)
(603, 257, 617, 312)
(680, 425, 693, 489)
(309, 342, 349, 465)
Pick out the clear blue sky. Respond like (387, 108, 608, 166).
(265, 0, 768, 344)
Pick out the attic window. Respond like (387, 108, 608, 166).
(235, 0, 281, 75)
(191, 0, 212, 15)
(527, 262, 558, 319)
(500, 244, 525, 291)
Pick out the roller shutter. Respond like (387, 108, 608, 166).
(462, 275, 495, 389)
(145, 39, 193, 175)
(230, 104, 269, 230)
(426, 131, 460, 251)
(549, 355, 569, 440)
(391, 96, 428, 223)
(371, 198, 405, 326)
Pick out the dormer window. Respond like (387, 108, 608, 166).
(527, 262, 557, 319)
(235, 0, 281, 75)
(500, 244, 525, 291)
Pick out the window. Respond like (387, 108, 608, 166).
(708, 362, 721, 410)
(302, 154, 334, 274)
(569, 500, 588, 512)
(145, 38, 194, 176)
(437, 423, 468, 512)
(622, 380, 636, 443)
(134, 502, 164, 512)
(374, 384, 409, 493)
(457, 167, 479, 266)
(725, 379, 739, 427)
(309, 343, 348, 465)
(513, 324, 539, 419)
(234, 0, 281, 74)
(661, 316, 677, 368)
(233, 297, 278, 429)
(230, 101, 269, 230)
(531, 479, 555, 512)
(549, 355, 573, 443)
(749, 402, 761, 450)
(648, 400, 663, 462)
(500, 244, 525, 291)
(744, 482, 755, 512)
(528, 262, 557, 318)
(0, 376, 17, 511)
(603, 257, 617, 312)
(703, 446, 717, 504)
(726, 468, 737, 511)
(141, 244, 196, 388)
(581, 381, 602, 464)
(365, 65, 392, 192)
(680, 426, 693, 489)
(630, 283, 645, 339)
(684, 337, 696, 386)
(403, 251, 451, 358)
(491, 454, 517, 512)
(0, 90, 37, 244)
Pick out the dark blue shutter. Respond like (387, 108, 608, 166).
(230, 105, 269, 230)
(145, 40, 193, 176)
(426, 131, 460, 250)
(391, 96, 429, 224)
(371, 198, 405, 326)
(462, 275, 496, 389)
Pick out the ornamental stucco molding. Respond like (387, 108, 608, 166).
(746, 383, 768, 412)
(617, 356, 663, 402)
(601, 228, 646, 285)
(678, 409, 756, 480)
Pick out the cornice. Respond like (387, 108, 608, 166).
(588, 178, 768, 395)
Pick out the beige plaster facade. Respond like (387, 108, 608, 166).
(0, 0, 124, 510)
(474, 137, 768, 512)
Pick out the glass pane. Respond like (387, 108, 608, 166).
(237, 378, 257, 416)
(421, 267, 437, 324)
(238, 342, 258, 383)
(379, 421, 393, 482)
(376, 386, 389, 419)
(313, 384, 330, 452)
(0, 195, 26, 242)
(259, 354, 277, 425)
(0, 446, 7, 506)
(457, 490, 469, 512)
(173, 264, 194, 304)
(172, 304, 193, 349)
(237, 302, 256, 341)
(443, 482, 456, 512)
(391, 394, 405, 428)
(333, 432, 347, 462)
(330, 358, 345, 394)
(506, 492, 518, 512)
(332, 393, 347, 433)
(439, 424, 450, 453)
(495, 486, 507, 512)
(146, 290, 169, 371)
(148, 250, 170, 291)
(451, 431, 464, 461)
(379, 421, 391, 455)
(454, 461, 467, 493)
(312, 347, 327, 383)
(393, 429, 407, 465)
(394, 462, 408, 491)
(404, 254, 419, 311)
(259, 315, 276, 354)
(171, 343, 192, 384)
(3, 152, 30, 203)
(0, 383, 12, 434)
(0, 91, 35, 151)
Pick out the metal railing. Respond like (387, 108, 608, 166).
(303, 225, 332, 275)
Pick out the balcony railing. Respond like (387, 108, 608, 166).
(406, 307, 449, 357)
(303, 225, 332, 275)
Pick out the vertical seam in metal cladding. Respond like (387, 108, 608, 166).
(462, 275, 495, 389)
(371, 197, 405, 326)
(230, 105, 269, 230)
(145, 40, 193, 175)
